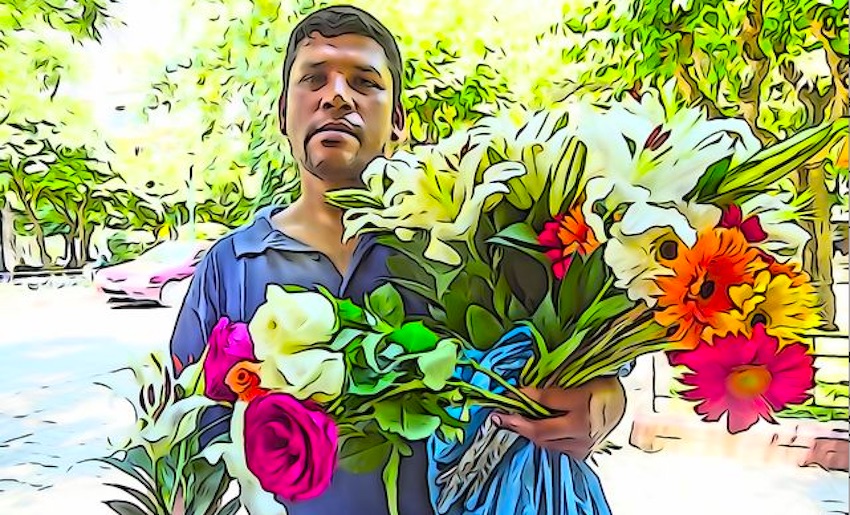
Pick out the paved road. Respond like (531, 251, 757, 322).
(0, 283, 847, 514)
(0, 285, 176, 514)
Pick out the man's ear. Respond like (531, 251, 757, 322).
(391, 102, 405, 142)
(278, 94, 287, 136)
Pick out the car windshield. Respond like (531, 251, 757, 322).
(139, 242, 203, 264)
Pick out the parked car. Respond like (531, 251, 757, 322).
(93, 240, 211, 307)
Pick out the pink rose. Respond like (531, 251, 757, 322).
(204, 317, 256, 402)
(243, 392, 338, 503)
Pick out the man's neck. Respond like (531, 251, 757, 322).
(272, 170, 359, 233)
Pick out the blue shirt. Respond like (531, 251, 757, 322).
(170, 205, 433, 515)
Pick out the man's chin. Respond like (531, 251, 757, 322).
(307, 155, 365, 184)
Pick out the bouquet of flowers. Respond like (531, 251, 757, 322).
(326, 83, 847, 514)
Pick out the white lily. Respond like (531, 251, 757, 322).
(343, 146, 526, 266)
(259, 348, 346, 403)
(567, 81, 760, 238)
(200, 402, 286, 515)
(248, 285, 337, 360)
(604, 201, 722, 305)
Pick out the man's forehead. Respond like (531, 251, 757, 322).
(293, 33, 391, 73)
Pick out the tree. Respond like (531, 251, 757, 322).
(0, 0, 113, 269)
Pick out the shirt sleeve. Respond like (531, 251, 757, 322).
(169, 247, 221, 376)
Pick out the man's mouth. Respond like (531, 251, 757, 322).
(311, 122, 359, 141)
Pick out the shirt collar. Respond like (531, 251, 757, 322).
(232, 205, 315, 257)
(231, 204, 379, 258)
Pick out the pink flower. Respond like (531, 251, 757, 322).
(204, 317, 256, 402)
(671, 324, 814, 434)
(243, 393, 338, 502)
(719, 204, 768, 243)
(538, 206, 600, 279)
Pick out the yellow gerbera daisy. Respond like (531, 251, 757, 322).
(704, 269, 821, 346)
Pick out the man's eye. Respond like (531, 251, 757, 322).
(301, 74, 322, 85)
(358, 78, 380, 89)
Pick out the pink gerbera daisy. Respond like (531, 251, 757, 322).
(671, 323, 814, 434)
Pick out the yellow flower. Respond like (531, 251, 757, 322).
(705, 269, 821, 346)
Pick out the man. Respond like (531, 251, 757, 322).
(170, 5, 628, 514)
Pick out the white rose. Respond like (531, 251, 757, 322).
(249, 285, 337, 359)
(259, 349, 346, 403)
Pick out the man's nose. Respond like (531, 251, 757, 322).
(321, 75, 353, 112)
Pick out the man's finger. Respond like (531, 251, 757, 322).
(491, 412, 588, 443)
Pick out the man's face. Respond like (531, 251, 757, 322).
(281, 32, 402, 186)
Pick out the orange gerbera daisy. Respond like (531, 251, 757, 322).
(654, 228, 767, 349)
(538, 205, 600, 279)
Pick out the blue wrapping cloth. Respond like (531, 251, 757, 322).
(426, 326, 613, 515)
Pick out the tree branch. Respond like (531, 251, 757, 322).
(739, 0, 777, 144)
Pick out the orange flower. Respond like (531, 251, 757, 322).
(225, 361, 268, 402)
(538, 205, 601, 279)
(654, 228, 767, 349)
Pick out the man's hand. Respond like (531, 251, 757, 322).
(491, 376, 627, 461)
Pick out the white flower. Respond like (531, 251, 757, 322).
(259, 349, 346, 403)
(569, 81, 760, 238)
(249, 285, 337, 359)
(342, 147, 526, 266)
(604, 201, 722, 305)
(200, 402, 286, 515)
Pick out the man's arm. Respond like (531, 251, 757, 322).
(170, 250, 221, 376)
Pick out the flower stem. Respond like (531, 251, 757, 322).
(450, 381, 551, 418)
(461, 358, 552, 418)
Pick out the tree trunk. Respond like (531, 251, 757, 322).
(30, 215, 48, 268)
(799, 163, 837, 331)
(0, 202, 14, 272)
(673, 32, 723, 119)
(63, 232, 78, 269)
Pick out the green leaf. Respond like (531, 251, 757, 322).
(94, 449, 154, 493)
(387, 321, 439, 353)
(366, 283, 406, 328)
(382, 444, 403, 515)
(575, 294, 634, 332)
(337, 299, 368, 325)
(465, 304, 505, 350)
(349, 368, 403, 395)
(489, 222, 540, 248)
(329, 328, 364, 352)
(103, 500, 151, 515)
(217, 498, 242, 515)
(712, 118, 848, 200)
(373, 399, 442, 440)
(417, 340, 459, 390)
(684, 155, 732, 202)
(337, 431, 392, 473)
(531, 294, 561, 350)
(103, 484, 161, 515)
(358, 332, 387, 373)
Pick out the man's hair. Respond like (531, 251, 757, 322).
(281, 5, 403, 109)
